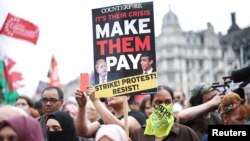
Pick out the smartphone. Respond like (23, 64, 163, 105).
(80, 73, 89, 92)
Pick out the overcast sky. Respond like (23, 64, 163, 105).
(0, 0, 249, 97)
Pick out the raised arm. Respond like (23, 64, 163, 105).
(87, 86, 144, 135)
(86, 86, 124, 127)
(75, 89, 100, 137)
(177, 94, 223, 123)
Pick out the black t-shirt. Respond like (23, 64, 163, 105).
(98, 110, 146, 126)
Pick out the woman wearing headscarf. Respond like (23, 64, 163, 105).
(0, 115, 44, 141)
(46, 111, 79, 141)
(95, 124, 129, 141)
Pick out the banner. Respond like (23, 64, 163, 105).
(92, 2, 157, 98)
(47, 55, 60, 87)
(0, 13, 39, 45)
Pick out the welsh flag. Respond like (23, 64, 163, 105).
(47, 55, 60, 87)
(0, 59, 20, 104)
(4, 56, 24, 91)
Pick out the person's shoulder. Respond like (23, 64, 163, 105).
(128, 110, 145, 117)
(152, 67, 156, 72)
(37, 116, 41, 121)
(171, 122, 199, 141)
(108, 72, 120, 80)
(109, 72, 120, 77)
(174, 122, 193, 130)
(37, 115, 47, 122)
(173, 123, 199, 140)
(130, 124, 147, 141)
(201, 134, 208, 141)
(37, 115, 44, 120)
(172, 122, 196, 134)
(128, 110, 146, 126)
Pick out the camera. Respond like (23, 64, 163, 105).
(211, 76, 233, 95)
(231, 65, 250, 83)
(212, 65, 250, 99)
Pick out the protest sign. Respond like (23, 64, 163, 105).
(92, 2, 157, 98)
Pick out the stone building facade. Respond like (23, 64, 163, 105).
(155, 9, 238, 96)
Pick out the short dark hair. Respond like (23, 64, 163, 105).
(189, 83, 212, 106)
(140, 53, 153, 61)
(42, 86, 64, 99)
(128, 95, 136, 105)
(140, 96, 150, 112)
(34, 100, 42, 109)
(150, 85, 174, 102)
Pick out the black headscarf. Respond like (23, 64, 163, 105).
(47, 111, 79, 141)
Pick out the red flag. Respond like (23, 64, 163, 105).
(48, 56, 60, 87)
(0, 13, 39, 44)
(3, 56, 24, 91)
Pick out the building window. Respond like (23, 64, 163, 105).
(168, 73, 175, 81)
(168, 59, 174, 68)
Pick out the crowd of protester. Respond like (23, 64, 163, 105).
(0, 82, 250, 141)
